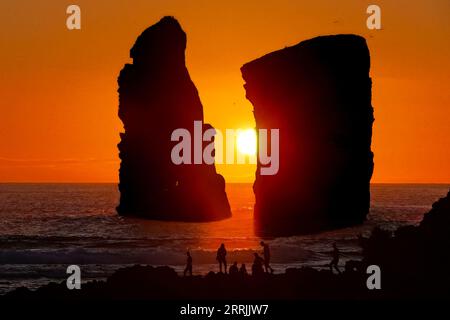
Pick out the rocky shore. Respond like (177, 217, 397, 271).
(3, 190, 449, 300)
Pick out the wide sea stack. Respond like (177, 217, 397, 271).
(241, 35, 374, 235)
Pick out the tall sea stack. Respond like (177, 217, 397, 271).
(117, 16, 231, 221)
(241, 35, 374, 235)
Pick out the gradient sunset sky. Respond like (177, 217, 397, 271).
(0, 0, 449, 183)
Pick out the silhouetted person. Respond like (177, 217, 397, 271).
(329, 242, 341, 274)
(239, 263, 248, 275)
(229, 262, 239, 275)
(260, 241, 274, 274)
(184, 251, 192, 276)
(252, 253, 265, 276)
(216, 243, 227, 274)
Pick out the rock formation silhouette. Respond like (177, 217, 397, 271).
(241, 35, 374, 235)
(117, 16, 231, 221)
(361, 189, 450, 280)
(357, 189, 450, 298)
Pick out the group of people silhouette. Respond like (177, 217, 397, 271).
(184, 241, 275, 276)
(184, 241, 341, 276)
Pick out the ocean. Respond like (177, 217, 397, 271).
(0, 183, 448, 294)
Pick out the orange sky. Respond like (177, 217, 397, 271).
(0, 0, 449, 183)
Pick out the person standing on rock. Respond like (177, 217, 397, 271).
(329, 242, 341, 274)
(216, 243, 227, 274)
(184, 250, 193, 276)
(260, 241, 274, 274)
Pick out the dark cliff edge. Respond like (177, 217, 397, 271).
(359, 189, 450, 297)
(116, 16, 231, 221)
(241, 35, 374, 236)
(4, 190, 450, 300)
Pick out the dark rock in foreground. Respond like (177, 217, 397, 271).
(2, 265, 372, 300)
(359, 189, 450, 297)
(117, 17, 231, 221)
(241, 35, 374, 235)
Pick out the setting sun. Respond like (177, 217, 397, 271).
(236, 129, 257, 156)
